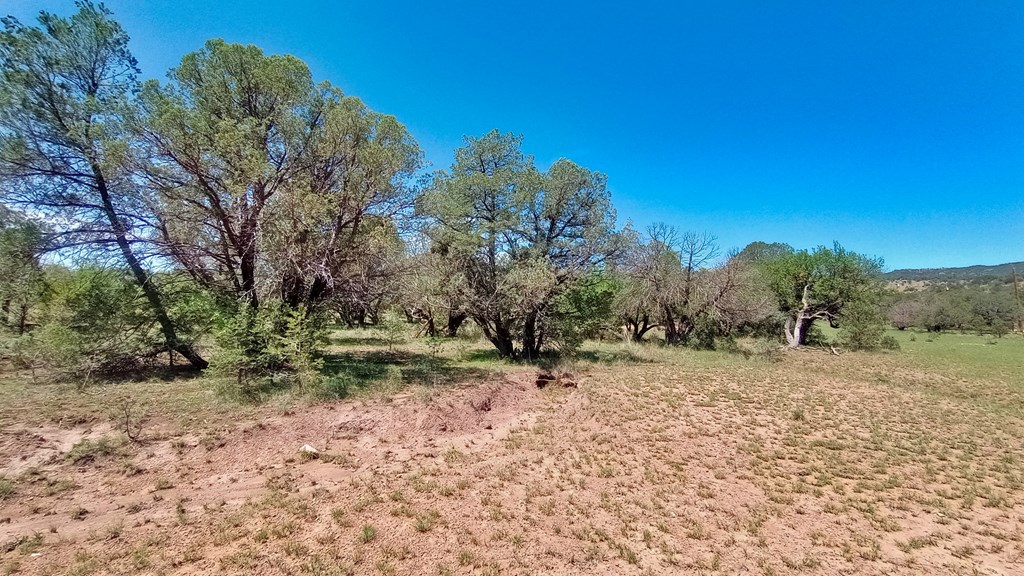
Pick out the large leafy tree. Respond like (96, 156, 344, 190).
(421, 130, 619, 359)
(138, 40, 421, 312)
(0, 2, 207, 368)
(762, 243, 883, 347)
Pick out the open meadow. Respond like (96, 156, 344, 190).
(1, 329, 1022, 576)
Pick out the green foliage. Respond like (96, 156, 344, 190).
(548, 271, 620, 354)
(420, 130, 620, 359)
(212, 303, 326, 399)
(891, 283, 1018, 334)
(879, 334, 901, 351)
(838, 298, 887, 350)
(735, 241, 794, 264)
(140, 39, 421, 312)
(9, 268, 154, 377)
(761, 242, 883, 347)
(5, 266, 214, 379)
(376, 311, 407, 351)
(0, 3, 209, 368)
(0, 475, 13, 501)
(764, 243, 882, 316)
(989, 318, 1009, 338)
(0, 208, 43, 333)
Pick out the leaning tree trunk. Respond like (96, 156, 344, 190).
(93, 165, 208, 369)
(422, 315, 438, 338)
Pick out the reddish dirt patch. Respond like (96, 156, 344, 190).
(2, 359, 1023, 576)
(0, 370, 544, 551)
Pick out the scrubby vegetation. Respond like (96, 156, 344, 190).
(0, 3, 963, 395)
(0, 5, 1021, 575)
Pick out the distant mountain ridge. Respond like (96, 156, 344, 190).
(885, 261, 1024, 282)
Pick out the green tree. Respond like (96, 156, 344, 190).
(838, 297, 887, 350)
(762, 243, 883, 347)
(735, 241, 794, 264)
(0, 2, 206, 368)
(139, 40, 421, 313)
(0, 208, 44, 333)
(420, 130, 620, 359)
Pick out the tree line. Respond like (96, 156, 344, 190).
(0, 2, 897, 392)
(887, 281, 1021, 336)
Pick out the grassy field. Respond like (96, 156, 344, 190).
(0, 329, 1022, 575)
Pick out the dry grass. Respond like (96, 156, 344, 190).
(1, 330, 1022, 575)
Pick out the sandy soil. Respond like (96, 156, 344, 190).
(1, 356, 1022, 575)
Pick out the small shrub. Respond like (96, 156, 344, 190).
(377, 312, 407, 351)
(0, 476, 14, 501)
(307, 374, 352, 402)
(879, 335, 900, 351)
(839, 299, 886, 350)
(212, 303, 327, 401)
(752, 338, 783, 362)
(359, 524, 377, 543)
(66, 437, 120, 465)
(414, 510, 441, 532)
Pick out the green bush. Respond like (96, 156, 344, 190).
(2, 266, 215, 380)
(212, 303, 327, 400)
(8, 268, 154, 378)
(839, 299, 886, 350)
(879, 334, 901, 351)
(547, 272, 619, 354)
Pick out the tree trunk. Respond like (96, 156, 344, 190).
(784, 314, 815, 347)
(238, 222, 259, 309)
(663, 307, 679, 345)
(477, 316, 516, 359)
(784, 284, 818, 349)
(92, 164, 208, 369)
(784, 315, 801, 347)
(492, 327, 516, 359)
(522, 311, 540, 361)
(627, 314, 656, 342)
(16, 302, 28, 335)
(445, 313, 466, 338)
(424, 316, 438, 338)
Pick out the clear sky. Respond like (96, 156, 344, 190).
(5, 1, 1023, 269)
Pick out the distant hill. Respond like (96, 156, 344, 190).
(885, 262, 1024, 282)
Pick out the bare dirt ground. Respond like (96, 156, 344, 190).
(1, 347, 1023, 575)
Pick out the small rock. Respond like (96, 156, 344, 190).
(298, 444, 319, 458)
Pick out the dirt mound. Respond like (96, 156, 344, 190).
(335, 372, 538, 440)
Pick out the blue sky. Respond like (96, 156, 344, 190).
(6, 1, 1023, 269)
